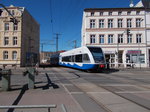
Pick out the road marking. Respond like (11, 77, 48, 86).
(86, 91, 150, 94)
(115, 91, 150, 94)
(70, 92, 84, 94)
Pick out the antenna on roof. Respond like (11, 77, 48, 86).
(130, 0, 134, 7)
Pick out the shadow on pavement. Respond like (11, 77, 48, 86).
(101, 69, 119, 74)
(35, 73, 59, 90)
(7, 84, 28, 112)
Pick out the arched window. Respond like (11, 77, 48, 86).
(12, 51, 17, 60)
(3, 51, 8, 60)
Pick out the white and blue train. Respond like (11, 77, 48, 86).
(50, 46, 106, 71)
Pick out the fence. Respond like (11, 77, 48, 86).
(0, 105, 57, 112)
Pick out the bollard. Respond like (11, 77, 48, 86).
(27, 68, 35, 89)
(0, 69, 11, 91)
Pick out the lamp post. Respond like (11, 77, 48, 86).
(142, 0, 150, 68)
(138, 19, 143, 69)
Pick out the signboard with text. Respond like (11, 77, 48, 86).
(127, 50, 141, 54)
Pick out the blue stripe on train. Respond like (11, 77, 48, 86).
(59, 62, 96, 70)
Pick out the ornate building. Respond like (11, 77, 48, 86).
(0, 5, 40, 67)
(81, 2, 150, 68)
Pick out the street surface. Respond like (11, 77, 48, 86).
(0, 67, 150, 112)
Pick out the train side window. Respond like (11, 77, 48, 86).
(83, 54, 90, 63)
(62, 56, 67, 62)
(75, 54, 82, 62)
(68, 56, 71, 62)
(71, 55, 75, 62)
(62, 56, 72, 62)
(62, 56, 65, 62)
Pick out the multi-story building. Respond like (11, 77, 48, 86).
(0, 5, 40, 67)
(40, 50, 66, 64)
(81, 2, 150, 68)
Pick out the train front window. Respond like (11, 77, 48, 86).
(83, 54, 90, 63)
(88, 47, 104, 63)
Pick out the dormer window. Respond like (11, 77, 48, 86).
(9, 10, 15, 16)
(127, 11, 131, 15)
(118, 11, 122, 15)
(99, 12, 103, 16)
(91, 12, 94, 16)
(108, 12, 112, 16)
(12, 10, 15, 15)
(136, 11, 140, 15)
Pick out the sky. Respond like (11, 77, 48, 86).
(0, 0, 140, 52)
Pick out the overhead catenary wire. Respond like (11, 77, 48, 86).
(49, 0, 54, 38)
(60, 0, 87, 34)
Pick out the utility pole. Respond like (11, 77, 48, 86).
(54, 33, 61, 52)
(73, 40, 77, 48)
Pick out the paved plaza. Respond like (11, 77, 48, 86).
(0, 67, 150, 112)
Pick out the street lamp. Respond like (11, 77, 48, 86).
(138, 19, 143, 69)
(142, 0, 150, 68)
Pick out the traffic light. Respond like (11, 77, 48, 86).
(127, 29, 130, 35)
(0, 9, 3, 16)
(10, 18, 18, 25)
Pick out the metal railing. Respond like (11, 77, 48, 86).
(0, 105, 57, 112)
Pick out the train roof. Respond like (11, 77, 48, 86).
(60, 46, 102, 56)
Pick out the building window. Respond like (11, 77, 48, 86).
(108, 12, 112, 15)
(127, 11, 131, 15)
(90, 19, 95, 28)
(13, 37, 17, 45)
(118, 11, 122, 15)
(9, 10, 15, 15)
(127, 54, 145, 64)
(3, 51, 8, 60)
(99, 12, 103, 16)
(108, 34, 113, 44)
(4, 37, 9, 45)
(91, 12, 94, 16)
(127, 34, 132, 43)
(108, 19, 113, 28)
(99, 35, 104, 44)
(136, 34, 142, 43)
(99, 19, 104, 28)
(4, 23, 9, 31)
(136, 11, 140, 15)
(118, 34, 123, 43)
(118, 19, 123, 28)
(90, 35, 96, 44)
(12, 51, 17, 60)
(127, 19, 132, 28)
(13, 24, 18, 31)
(136, 18, 142, 27)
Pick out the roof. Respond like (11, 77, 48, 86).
(84, 7, 147, 12)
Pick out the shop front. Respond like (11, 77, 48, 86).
(126, 50, 145, 67)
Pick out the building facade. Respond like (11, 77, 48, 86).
(0, 5, 40, 67)
(82, 6, 150, 68)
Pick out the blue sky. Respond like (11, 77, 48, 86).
(0, 0, 140, 51)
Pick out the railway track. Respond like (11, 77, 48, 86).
(50, 67, 150, 112)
